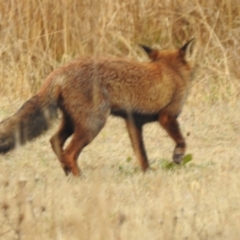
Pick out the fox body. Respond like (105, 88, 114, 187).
(0, 39, 197, 176)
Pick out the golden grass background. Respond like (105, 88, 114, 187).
(0, 0, 240, 239)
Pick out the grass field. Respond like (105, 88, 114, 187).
(0, 103, 239, 240)
(0, 0, 240, 239)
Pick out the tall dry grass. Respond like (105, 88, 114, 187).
(0, 1, 240, 239)
(0, 0, 239, 102)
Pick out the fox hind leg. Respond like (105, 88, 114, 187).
(61, 129, 89, 176)
(159, 112, 186, 164)
(125, 117, 149, 172)
(61, 106, 110, 176)
(62, 115, 110, 176)
(50, 113, 74, 173)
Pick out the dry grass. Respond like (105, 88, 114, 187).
(0, 104, 239, 240)
(0, 0, 240, 239)
(0, 0, 240, 102)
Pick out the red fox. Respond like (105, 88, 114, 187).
(0, 39, 197, 176)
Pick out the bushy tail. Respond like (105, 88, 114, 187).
(0, 94, 58, 154)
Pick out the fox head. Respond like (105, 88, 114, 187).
(140, 39, 197, 70)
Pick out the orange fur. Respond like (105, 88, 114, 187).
(0, 39, 197, 176)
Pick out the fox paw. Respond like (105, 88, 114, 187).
(63, 166, 71, 176)
(173, 153, 183, 164)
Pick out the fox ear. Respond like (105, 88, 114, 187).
(180, 38, 197, 62)
(139, 44, 158, 61)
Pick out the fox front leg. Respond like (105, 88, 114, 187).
(159, 112, 186, 164)
(125, 118, 149, 171)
